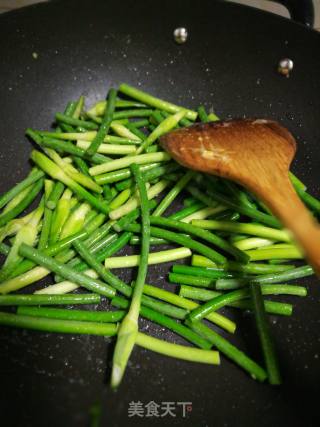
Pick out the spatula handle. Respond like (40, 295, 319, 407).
(262, 176, 320, 276)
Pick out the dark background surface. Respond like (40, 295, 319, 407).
(0, 0, 320, 426)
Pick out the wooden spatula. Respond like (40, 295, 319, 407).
(160, 118, 320, 276)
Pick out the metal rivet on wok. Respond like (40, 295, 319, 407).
(278, 58, 294, 77)
(173, 27, 188, 44)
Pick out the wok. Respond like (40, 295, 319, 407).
(0, 0, 319, 426)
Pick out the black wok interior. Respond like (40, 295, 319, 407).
(0, 1, 319, 426)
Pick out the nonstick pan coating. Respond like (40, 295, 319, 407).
(0, 1, 319, 426)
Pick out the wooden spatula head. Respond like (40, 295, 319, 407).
(161, 118, 320, 277)
(160, 119, 296, 194)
